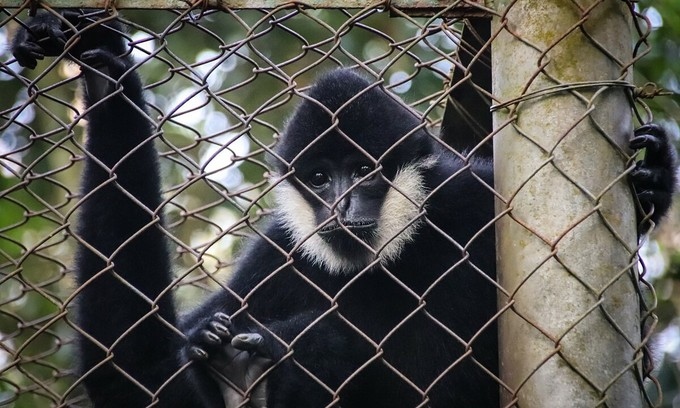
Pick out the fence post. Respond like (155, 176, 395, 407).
(491, 1, 644, 406)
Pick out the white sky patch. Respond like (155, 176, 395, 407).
(639, 240, 667, 280)
(0, 63, 17, 81)
(17, 103, 35, 124)
(389, 71, 412, 94)
(420, 30, 459, 52)
(143, 89, 158, 107)
(644, 7, 663, 30)
(200, 133, 250, 188)
(189, 206, 238, 262)
(661, 73, 680, 94)
(219, 50, 238, 73)
(433, 59, 454, 75)
(659, 119, 680, 142)
(362, 39, 390, 68)
(195, 49, 240, 88)
(168, 86, 212, 127)
(657, 323, 680, 359)
(195, 49, 223, 88)
(0, 336, 10, 367)
(130, 31, 158, 63)
(438, 30, 459, 51)
(0, 135, 23, 177)
(0, 28, 6, 57)
(0, 102, 34, 177)
(203, 110, 230, 136)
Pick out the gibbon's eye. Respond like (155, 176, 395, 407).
(355, 165, 374, 179)
(309, 171, 330, 188)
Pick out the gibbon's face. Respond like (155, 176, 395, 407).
(270, 70, 436, 274)
(275, 150, 429, 275)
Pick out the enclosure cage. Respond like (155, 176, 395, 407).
(0, 0, 671, 407)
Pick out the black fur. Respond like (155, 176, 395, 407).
(11, 10, 677, 408)
(631, 123, 678, 232)
(13, 10, 221, 407)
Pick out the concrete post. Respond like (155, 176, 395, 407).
(492, 1, 643, 406)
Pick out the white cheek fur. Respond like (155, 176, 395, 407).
(274, 161, 429, 275)
(375, 163, 427, 264)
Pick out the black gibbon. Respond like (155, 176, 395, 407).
(12, 10, 678, 408)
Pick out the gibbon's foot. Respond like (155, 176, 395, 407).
(79, 48, 131, 102)
(630, 123, 678, 232)
(80, 49, 128, 75)
(187, 313, 271, 408)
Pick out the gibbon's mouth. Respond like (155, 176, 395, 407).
(317, 220, 378, 258)
(318, 220, 377, 240)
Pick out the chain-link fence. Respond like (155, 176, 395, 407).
(0, 1, 670, 407)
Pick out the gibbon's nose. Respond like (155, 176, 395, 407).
(335, 194, 351, 216)
(330, 178, 353, 217)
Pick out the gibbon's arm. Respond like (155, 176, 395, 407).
(179, 219, 388, 407)
(13, 11, 221, 407)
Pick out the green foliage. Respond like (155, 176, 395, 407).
(1, 2, 680, 406)
(0, 9, 455, 406)
(636, 0, 680, 123)
(637, 1, 680, 406)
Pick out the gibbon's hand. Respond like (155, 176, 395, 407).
(12, 10, 134, 103)
(630, 123, 678, 233)
(12, 11, 83, 69)
(187, 313, 272, 408)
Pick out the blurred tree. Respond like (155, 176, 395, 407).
(1, 2, 679, 406)
(637, 1, 680, 406)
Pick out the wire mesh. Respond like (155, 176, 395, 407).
(0, 1, 665, 407)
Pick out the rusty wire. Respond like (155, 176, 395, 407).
(0, 0, 665, 406)
(492, 1, 662, 407)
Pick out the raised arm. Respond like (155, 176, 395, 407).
(13, 10, 220, 406)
